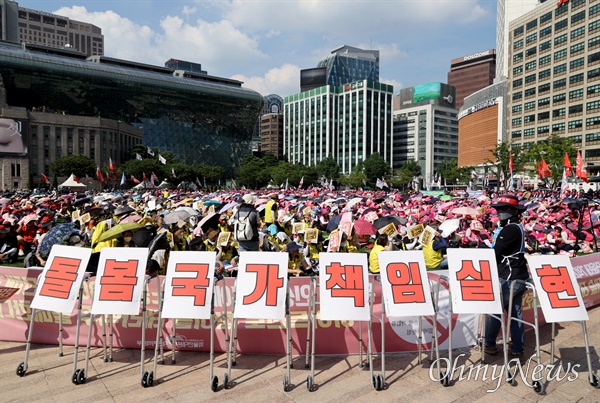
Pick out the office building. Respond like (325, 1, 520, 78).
(285, 81, 393, 174)
(0, 0, 18, 42)
(507, 0, 600, 165)
(258, 94, 284, 157)
(497, 0, 547, 78)
(393, 83, 458, 186)
(316, 45, 379, 88)
(0, 40, 264, 188)
(448, 49, 496, 109)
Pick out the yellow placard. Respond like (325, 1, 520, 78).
(293, 222, 305, 234)
(71, 210, 80, 222)
(209, 205, 215, 213)
(80, 212, 91, 224)
(380, 222, 397, 237)
(408, 224, 424, 239)
(218, 232, 231, 247)
(305, 228, 318, 244)
(420, 226, 436, 247)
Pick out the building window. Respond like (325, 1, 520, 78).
(552, 108, 566, 118)
(569, 104, 583, 114)
(538, 111, 550, 120)
(538, 126, 549, 135)
(526, 19, 537, 30)
(586, 132, 600, 142)
(587, 116, 600, 127)
(524, 101, 536, 110)
(524, 128, 535, 137)
(591, 3, 600, 17)
(589, 67, 600, 80)
(568, 119, 583, 129)
(512, 117, 522, 126)
(553, 93, 566, 103)
(587, 100, 600, 111)
(554, 49, 567, 60)
(526, 33, 537, 44)
(511, 130, 522, 139)
(540, 11, 552, 25)
(538, 97, 550, 107)
(570, 57, 585, 70)
(589, 51, 600, 64)
(554, 33, 568, 46)
(513, 78, 523, 88)
(540, 26, 552, 38)
(570, 88, 584, 99)
(571, 42, 585, 54)
(539, 83, 551, 93)
(526, 46, 537, 57)
(524, 114, 535, 123)
(539, 69, 551, 79)
(514, 26, 524, 37)
(525, 73, 536, 84)
(571, 10, 586, 25)
(514, 39, 524, 49)
(569, 135, 582, 143)
(513, 52, 523, 63)
(555, 18, 569, 32)
(512, 91, 523, 101)
(512, 104, 523, 113)
(555, 4, 568, 18)
(590, 35, 600, 49)
(525, 87, 536, 97)
(525, 60, 537, 70)
(570, 73, 584, 85)
(552, 122, 565, 132)
(588, 83, 600, 96)
(513, 66, 523, 75)
(539, 40, 551, 52)
(539, 55, 551, 65)
(554, 63, 567, 75)
(572, 26, 586, 40)
(590, 19, 600, 33)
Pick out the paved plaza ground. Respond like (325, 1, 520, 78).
(1, 305, 599, 402)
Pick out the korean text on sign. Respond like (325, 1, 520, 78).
(234, 252, 288, 320)
(378, 251, 434, 317)
(319, 253, 370, 321)
(91, 247, 148, 316)
(161, 251, 216, 320)
(526, 255, 589, 322)
(30, 245, 92, 314)
(447, 249, 502, 315)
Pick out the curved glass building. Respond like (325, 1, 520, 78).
(0, 41, 264, 176)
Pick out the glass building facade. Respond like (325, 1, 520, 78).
(316, 45, 380, 88)
(0, 41, 264, 176)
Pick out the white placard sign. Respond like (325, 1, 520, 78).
(447, 248, 502, 315)
(91, 247, 149, 315)
(233, 252, 289, 320)
(526, 255, 589, 322)
(161, 251, 216, 319)
(378, 251, 434, 317)
(30, 245, 92, 314)
(319, 252, 370, 321)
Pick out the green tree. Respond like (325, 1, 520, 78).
(316, 155, 340, 181)
(50, 155, 97, 177)
(362, 153, 391, 186)
(339, 170, 367, 189)
(393, 159, 422, 189)
(436, 158, 471, 186)
(525, 134, 577, 185)
(235, 154, 271, 188)
(119, 158, 166, 183)
(489, 142, 527, 188)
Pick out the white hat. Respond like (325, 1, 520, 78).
(242, 194, 255, 205)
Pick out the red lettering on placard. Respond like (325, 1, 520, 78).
(325, 262, 365, 307)
(39, 256, 82, 299)
(455, 260, 495, 301)
(171, 263, 211, 306)
(99, 259, 140, 302)
(386, 262, 426, 304)
(243, 264, 284, 306)
(536, 264, 580, 308)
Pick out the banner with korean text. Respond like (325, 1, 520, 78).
(527, 254, 589, 322)
(447, 248, 503, 315)
(91, 247, 149, 315)
(234, 252, 288, 320)
(161, 251, 216, 320)
(30, 246, 91, 314)
(319, 253, 370, 321)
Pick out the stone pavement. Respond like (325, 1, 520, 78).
(1, 305, 599, 402)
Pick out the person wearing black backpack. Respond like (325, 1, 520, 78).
(234, 194, 260, 252)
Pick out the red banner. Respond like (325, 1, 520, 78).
(1, 253, 599, 355)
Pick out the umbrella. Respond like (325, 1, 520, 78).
(346, 197, 362, 208)
(174, 206, 200, 216)
(60, 194, 74, 200)
(132, 227, 156, 247)
(218, 201, 239, 214)
(0, 197, 11, 206)
(373, 216, 401, 230)
(440, 195, 453, 201)
(452, 206, 480, 216)
(354, 219, 377, 236)
(327, 215, 342, 232)
(194, 212, 219, 235)
(164, 210, 191, 225)
(119, 214, 142, 223)
(439, 201, 455, 210)
(203, 199, 222, 207)
(97, 222, 143, 243)
(39, 223, 75, 256)
(147, 232, 170, 262)
(439, 219, 461, 238)
(73, 196, 92, 206)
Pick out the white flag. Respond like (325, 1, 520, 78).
(136, 153, 142, 161)
(158, 154, 166, 164)
(147, 147, 155, 157)
(560, 168, 569, 200)
(376, 178, 383, 189)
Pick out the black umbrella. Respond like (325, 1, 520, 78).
(327, 215, 342, 232)
(373, 216, 402, 230)
(73, 196, 92, 206)
(147, 232, 170, 259)
(132, 227, 156, 247)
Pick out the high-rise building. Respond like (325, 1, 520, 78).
(285, 81, 393, 174)
(316, 45, 379, 88)
(448, 49, 496, 109)
(496, 0, 547, 78)
(255, 94, 283, 154)
(506, 0, 600, 167)
(10, 4, 104, 56)
(393, 83, 458, 186)
(0, 0, 19, 42)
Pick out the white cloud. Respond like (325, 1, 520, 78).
(182, 6, 197, 16)
(231, 64, 300, 97)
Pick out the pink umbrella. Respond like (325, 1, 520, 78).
(119, 214, 142, 223)
(353, 219, 377, 236)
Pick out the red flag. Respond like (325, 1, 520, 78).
(151, 172, 159, 185)
(563, 152, 573, 177)
(509, 154, 514, 175)
(142, 172, 148, 182)
(541, 158, 551, 178)
(41, 173, 50, 184)
(73, 175, 80, 183)
(85, 174, 92, 183)
(109, 157, 116, 174)
(537, 162, 543, 179)
(130, 175, 141, 184)
(96, 167, 104, 183)
(576, 150, 588, 183)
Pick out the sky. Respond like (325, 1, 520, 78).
(19, 0, 498, 98)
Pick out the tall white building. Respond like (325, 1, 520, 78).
(497, 0, 547, 78)
(284, 80, 393, 174)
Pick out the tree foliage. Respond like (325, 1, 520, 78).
(392, 159, 422, 189)
(525, 135, 577, 184)
(362, 153, 391, 186)
(436, 158, 471, 186)
(50, 155, 97, 177)
(316, 155, 340, 181)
